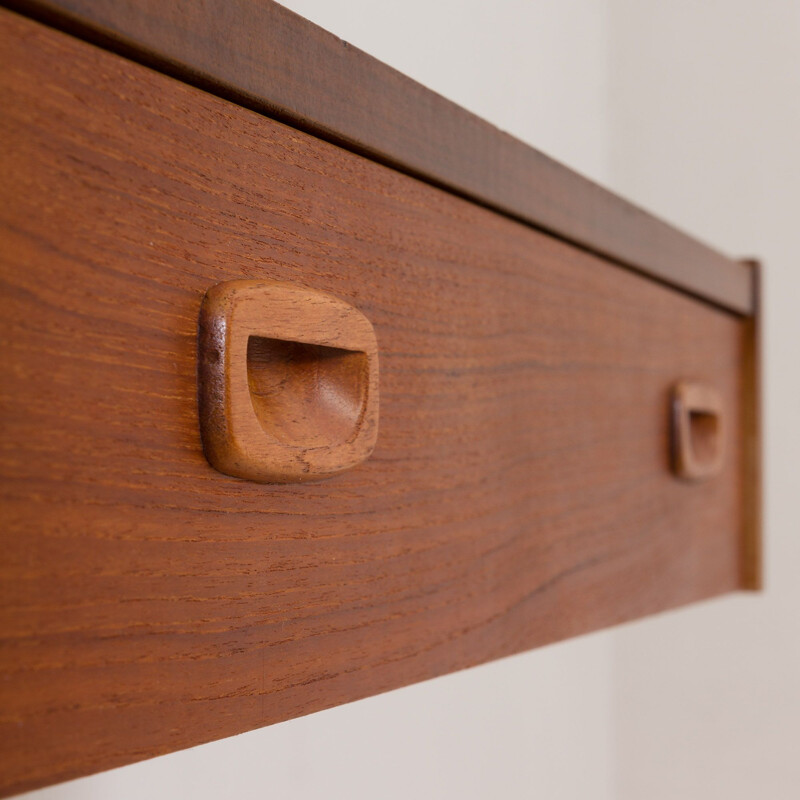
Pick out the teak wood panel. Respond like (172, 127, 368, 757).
(2, 0, 755, 314)
(0, 12, 748, 797)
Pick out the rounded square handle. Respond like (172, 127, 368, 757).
(198, 280, 379, 483)
(671, 381, 725, 482)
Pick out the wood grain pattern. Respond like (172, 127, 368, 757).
(0, 12, 751, 796)
(198, 280, 380, 483)
(1, 0, 755, 314)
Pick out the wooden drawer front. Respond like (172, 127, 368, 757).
(0, 11, 747, 797)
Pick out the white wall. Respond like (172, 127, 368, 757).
(23, 2, 616, 798)
(608, 2, 800, 797)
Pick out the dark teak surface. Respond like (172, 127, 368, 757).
(0, 9, 753, 797)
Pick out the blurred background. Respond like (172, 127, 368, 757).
(24, 1, 800, 797)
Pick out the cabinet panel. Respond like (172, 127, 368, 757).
(0, 11, 749, 797)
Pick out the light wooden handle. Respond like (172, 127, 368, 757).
(671, 381, 725, 481)
(198, 280, 379, 483)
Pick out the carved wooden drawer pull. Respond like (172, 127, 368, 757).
(198, 280, 379, 483)
(671, 381, 726, 481)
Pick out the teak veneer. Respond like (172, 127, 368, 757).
(0, 4, 760, 797)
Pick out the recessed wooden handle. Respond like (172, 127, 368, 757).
(671, 381, 725, 482)
(198, 280, 379, 483)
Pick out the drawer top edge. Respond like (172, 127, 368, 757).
(2, 0, 755, 315)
